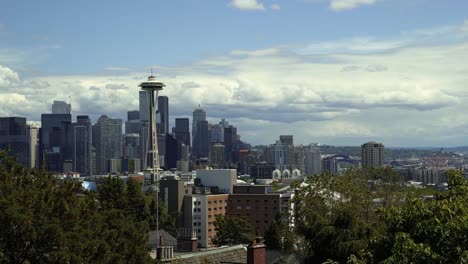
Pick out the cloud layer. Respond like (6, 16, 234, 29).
(1, 22, 468, 147)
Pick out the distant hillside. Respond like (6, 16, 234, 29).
(318, 145, 436, 160)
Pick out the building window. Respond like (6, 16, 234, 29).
(194, 223, 197, 226)
(246, 206, 251, 210)
(236, 206, 242, 209)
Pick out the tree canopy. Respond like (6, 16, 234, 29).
(213, 215, 255, 246)
(0, 150, 154, 264)
(291, 167, 468, 264)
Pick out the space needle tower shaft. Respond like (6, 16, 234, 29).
(139, 74, 165, 232)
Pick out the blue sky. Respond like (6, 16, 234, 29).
(1, 0, 468, 146)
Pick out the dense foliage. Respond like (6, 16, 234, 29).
(213, 215, 255, 246)
(293, 167, 468, 264)
(0, 151, 175, 264)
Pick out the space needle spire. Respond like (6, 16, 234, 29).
(139, 73, 165, 233)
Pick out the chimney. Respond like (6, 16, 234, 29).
(177, 228, 198, 252)
(247, 237, 266, 264)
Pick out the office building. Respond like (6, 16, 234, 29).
(127, 110, 139, 121)
(361, 141, 384, 168)
(0, 117, 31, 168)
(40, 113, 73, 172)
(250, 162, 275, 179)
(157, 133, 179, 170)
(174, 118, 190, 147)
(139, 91, 149, 122)
(210, 143, 225, 168)
(193, 120, 209, 159)
(192, 107, 207, 159)
(304, 144, 322, 176)
(93, 115, 122, 174)
(28, 125, 38, 169)
(196, 169, 237, 194)
(279, 135, 293, 146)
(73, 115, 92, 175)
(123, 133, 140, 159)
(210, 124, 223, 143)
(223, 125, 237, 164)
(227, 185, 294, 236)
(157, 96, 169, 134)
(183, 192, 229, 248)
(52, 100, 71, 114)
(272, 141, 289, 171)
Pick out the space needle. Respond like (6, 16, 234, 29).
(139, 74, 165, 233)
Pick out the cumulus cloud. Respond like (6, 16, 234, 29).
(330, 0, 377, 11)
(2, 21, 468, 146)
(230, 0, 265, 10)
(0, 65, 20, 87)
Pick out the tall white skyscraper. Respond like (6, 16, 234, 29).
(304, 144, 322, 176)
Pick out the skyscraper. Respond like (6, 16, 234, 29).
(40, 113, 73, 172)
(174, 118, 190, 147)
(139, 91, 149, 122)
(211, 143, 225, 168)
(192, 107, 207, 159)
(157, 96, 169, 134)
(361, 141, 384, 168)
(92, 115, 122, 174)
(73, 115, 92, 175)
(123, 133, 140, 159)
(194, 120, 209, 159)
(223, 125, 237, 164)
(279, 135, 293, 146)
(52, 100, 71, 114)
(0, 117, 31, 168)
(210, 123, 224, 143)
(140, 93, 169, 134)
(127, 110, 139, 121)
(304, 144, 322, 175)
(28, 125, 38, 169)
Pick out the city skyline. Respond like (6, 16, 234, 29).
(1, 1, 468, 146)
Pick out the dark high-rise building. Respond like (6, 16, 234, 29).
(279, 135, 293, 146)
(192, 107, 208, 159)
(157, 96, 169, 134)
(127, 110, 139, 121)
(157, 133, 179, 170)
(361, 141, 384, 168)
(0, 117, 31, 168)
(193, 120, 209, 159)
(174, 118, 190, 147)
(73, 115, 92, 175)
(92, 115, 122, 174)
(224, 125, 237, 164)
(40, 113, 73, 172)
(139, 91, 149, 122)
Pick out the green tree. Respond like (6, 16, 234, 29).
(264, 213, 295, 252)
(213, 215, 255, 245)
(0, 150, 153, 264)
(294, 167, 403, 263)
(371, 169, 468, 264)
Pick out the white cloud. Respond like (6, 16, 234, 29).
(2, 21, 468, 146)
(230, 0, 265, 10)
(330, 0, 377, 11)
